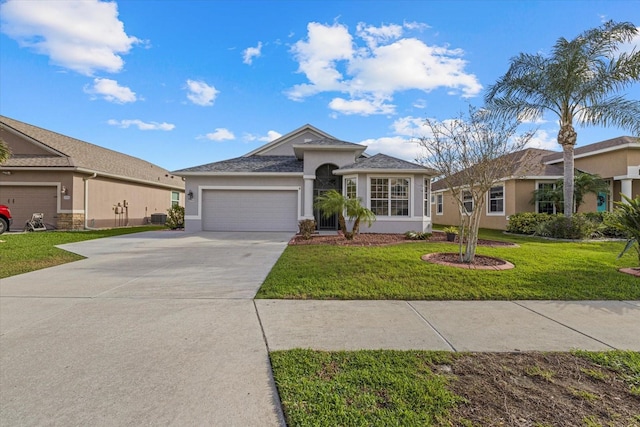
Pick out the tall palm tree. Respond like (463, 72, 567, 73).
(486, 21, 640, 217)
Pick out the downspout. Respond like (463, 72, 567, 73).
(83, 173, 98, 230)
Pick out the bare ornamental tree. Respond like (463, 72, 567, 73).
(417, 106, 535, 263)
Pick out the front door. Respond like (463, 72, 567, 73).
(313, 164, 342, 230)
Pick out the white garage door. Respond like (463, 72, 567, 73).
(202, 189, 298, 232)
(0, 186, 58, 229)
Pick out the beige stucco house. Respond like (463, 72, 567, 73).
(0, 116, 184, 230)
(432, 136, 640, 230)
(174, 124, 438, 233)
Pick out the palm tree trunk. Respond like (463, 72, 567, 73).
(558, 125, 577, 217)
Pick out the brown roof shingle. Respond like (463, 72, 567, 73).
(1, 116, 183, 189)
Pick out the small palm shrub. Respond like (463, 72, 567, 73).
(404, 231, 432, 240)
(609, 195, 640, 266)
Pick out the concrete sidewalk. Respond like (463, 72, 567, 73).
(255, 300, 640, 352)
(1, 231, 638, 426)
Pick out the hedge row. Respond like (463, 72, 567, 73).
(507, 212, 627, 240)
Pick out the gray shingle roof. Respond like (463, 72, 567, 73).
(173, 155, 303, 173)
(336, 153, 438, 174)
(1, 116, 183, 188)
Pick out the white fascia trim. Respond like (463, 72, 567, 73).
(177, 172, 303, 177)
(243, 124, 335, 157)
(303, 174, 316, 180)
(544, 143, 640, 164)
(515, 175, 563, 180)
(335, 168, 430, 175)
(186, 185, 302, 221)
(0, 167, 184, 190)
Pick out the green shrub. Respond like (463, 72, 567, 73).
(535, 214, 599, 240)
(507, 212, 553, 235)
(298, 219, 317, 240)
(404, 231, 432, 240)
(165, 205, 184, 229)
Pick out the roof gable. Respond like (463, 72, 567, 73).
(0, 115, 183, 188)
(244, 124, 335, 157)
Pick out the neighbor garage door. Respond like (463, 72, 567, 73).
(0, 185, 58, 229)
(202, 189, 298, 232)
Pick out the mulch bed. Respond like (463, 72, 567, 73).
(289, 231, 517, 247)
(422, 252, 515, 270)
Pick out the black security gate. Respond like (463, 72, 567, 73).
(313, 164, 342, 230)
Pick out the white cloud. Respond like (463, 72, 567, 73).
(286, 21, 482, 116)
(84, 78, 137, 103)
(200, 128, 235, 142)
(243, 42, 263, 64)
(107, 119, 174, 131)
(0, 0, 140, 75)
(356, 22, 403, 48)
(185, 79, 219, 106)
(525, 129, 557, 151)
(329, 97, 395, 115)
(391, 116, 429, 137)
(244, 130, 282, 142)
(360, 136, 422, 162)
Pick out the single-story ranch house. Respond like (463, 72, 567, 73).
(173, 124, 438, 233)
(0, 116, 184, 230)
(432, 136, 640, 230)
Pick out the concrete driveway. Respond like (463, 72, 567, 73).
(0, 231, 292, 426)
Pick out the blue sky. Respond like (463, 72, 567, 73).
(1, 0, 638, 172)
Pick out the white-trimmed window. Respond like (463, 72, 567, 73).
(462, 190, 473, 214)
(536, 182, 556, 214)
(423, 178, 430, 217)
(487, 185, 504, 214)
(344, 177, 357, 199)
(436, 193, 443, 215)
(171, 191, 180, 207)
(370, 177, 410, 216)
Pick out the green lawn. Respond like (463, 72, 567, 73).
(0, 226, 163, 278)
(256, 229, 640, 300)
(270, 349, 640, 427)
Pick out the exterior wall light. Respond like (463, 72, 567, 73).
(187, 190, 194, 200)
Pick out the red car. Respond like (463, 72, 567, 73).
(0, 204, 12, 234)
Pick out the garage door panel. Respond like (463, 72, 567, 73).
(202, 190, 298, 232)
(0, 186, 58, 229)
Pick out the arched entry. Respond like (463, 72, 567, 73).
(314, 164, 342, 230)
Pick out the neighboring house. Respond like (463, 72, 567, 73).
(0, 116, 184, 230)
(432, 136, 640, 230)
(173, 124, 438, 233)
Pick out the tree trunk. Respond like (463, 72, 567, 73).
(338, 213, 350, 239)
(558, 125, 577, 218)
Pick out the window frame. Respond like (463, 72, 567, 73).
(368, 176, 412, 217)
(171, 191, 180, 207)
(462, 190, 474, 215)
(343, 176, 357, 200)
(423, 178, 430, 217)
(435, 193, 443, 215)
(535, 181, 557, 214)
(486, 184, 505, 216)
